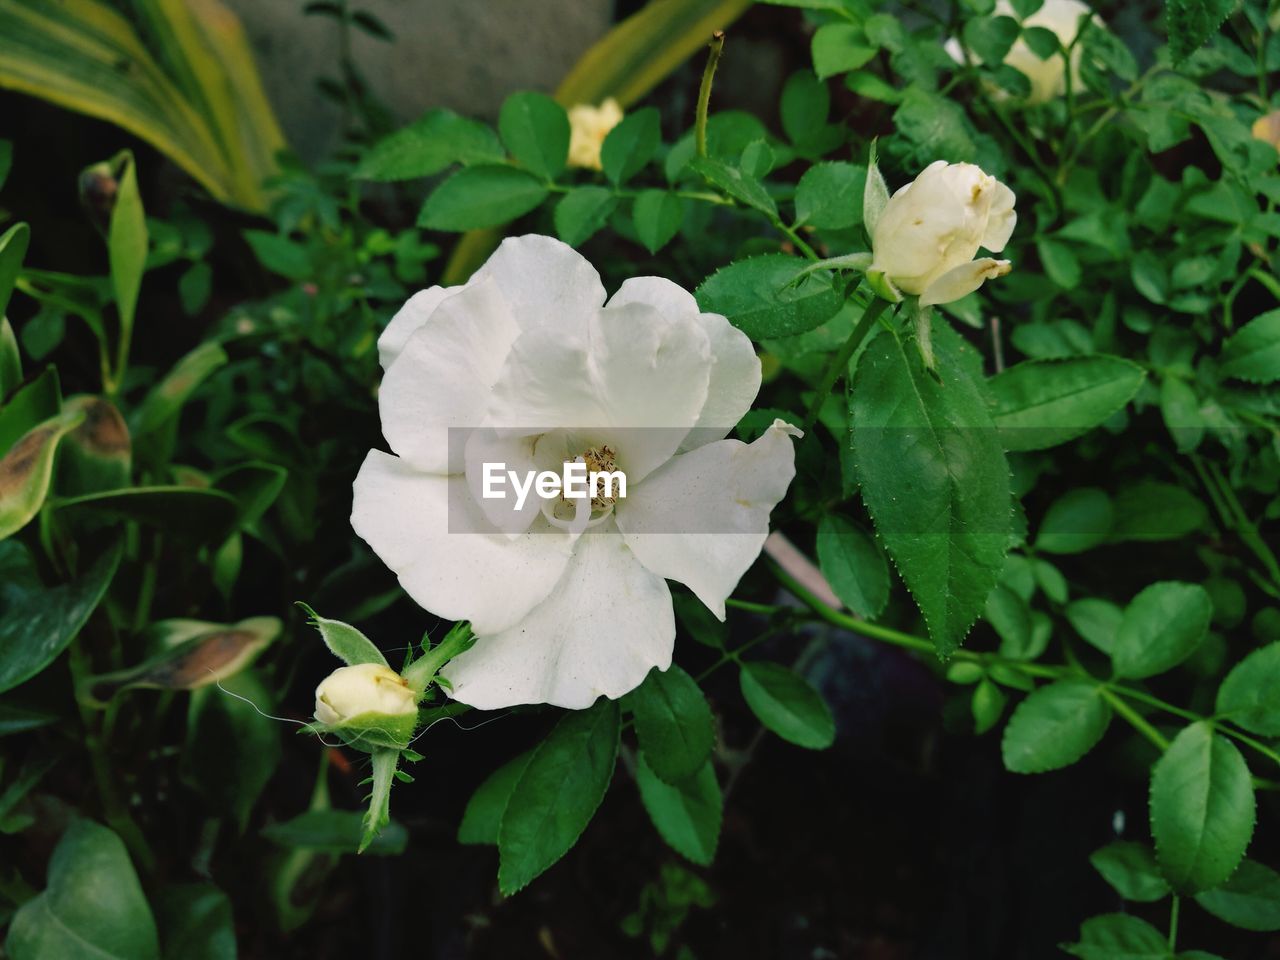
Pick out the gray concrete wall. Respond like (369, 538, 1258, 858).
(226, 0, 615, 161)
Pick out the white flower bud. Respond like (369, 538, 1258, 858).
(868, 160, 1016, 307)
(567, 99, 624, 170)
(314, 663, 416, 726)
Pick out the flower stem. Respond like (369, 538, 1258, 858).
(695, 32, 726, 159)
(403, 622, 475, 696)
(1100, 687, 1170, 752)
(801, 297, 890, 432)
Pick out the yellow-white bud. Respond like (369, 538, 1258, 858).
(868, 160, 1016, 307)
(314, 663, 416, 726)
(567, 99, 624, 171)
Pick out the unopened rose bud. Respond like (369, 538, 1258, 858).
(867, 160, 1016, 306)
(315, 663, 417, 726)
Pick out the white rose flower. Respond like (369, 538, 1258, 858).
(866, 160, 1016, 307)
(314, 663, 417, 725)
(567, 98, 624, 170)
(946, 0, 1098, 106)
(352, 235, 800, 710)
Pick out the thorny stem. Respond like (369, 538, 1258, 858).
(695, 32, 726, 160)
(801, 297, 890, 432)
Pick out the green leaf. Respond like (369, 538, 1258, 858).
(695, 255, 841, 339)
(0, 365, 61, 456)
(498, 91, 569, 180)
(1215, 643, 1280, 736)
(1066, 598, 1124, 654)
(635, 754, 722, 866)
(0, 539, 121, 694)
(1089, 842, 1172, 903)
(1151, 721, 1255, 893)
(181, 668, 280, 827)
(0, 409, 84, 539)
(261, 809, 408, 856)
(1218, 308, 1280, 383)
(779, 70, 841, 153)
(794, 162, 866, 230)
(1035, 487, 1112, 555)
(0, 140, 10, 191)
(1167, 0, 1236, 63)
(55, 396, 131, 497)
(972, 678, 1006, 734)
(688, 156, 777, 217)
(811, 23, 877, 80)
(105, 152, 147, 345)
(51, 486, 240, 543)
(984, 583, 1039, 658)
(1001, 680, 1111, 773)
(498, 699, 620, 894)
(553, 186, 618, 247)
(1108, 482, 1208, 544)
(963, 14, 1021, 64)
(1193, 859, 1280, 932)
(0, 318, 20, 397)
(988, 356, 1146, 452)
(299, 604, 387, 668)
(5, 820, 159, 960)
(354, 109, 504, 181)
(242, 230, 310, 282)
(418, 165, 549, 231)
(600, 106, 661, 185)
(1159, 377, 1204, 453)
(155, 884, 235, 960)
(631, 190, 684, 254)
(629, 665, 715, 784)
(130, 340, 229, 439)
(849, 328, 1011, 655)
(1112, 582, 1212, 680)
(0, 221, 31, 322)
(1061, 913, 1172, 960)
(739, 661, 835, 749)
(457, 750, 532, 845)
(1036, 237, 1082, 288)
(815, 513, 889, 619)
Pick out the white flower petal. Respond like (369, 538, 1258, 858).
(982, 180, 1018, 252)
(378, 286, 455, 371)
(441, 526, 674, 709)
(379, 277, 520, 473)
(487, 300, 712, 482)
(919, 257, 1012, 306)
(351, 450, 573, 634)
(607, 277, 758, 450)
(615, 419, 801, 620)
(462, 428, 543, 538)
(471, 234, 607, 331)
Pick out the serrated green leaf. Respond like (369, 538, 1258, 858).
(794, 162, 865, 230)
(635, 754, 722, 866)
(458, 750, 532, 846)
(498, 91, 569, 180)
(1150, 721, 1255, 893)
(1215, 643, 1280, 736)
(1218, 308, 1280, 383)
(688, 155, 777, 217)
(631, 190, 684, 254)
(629, 665, 715, 784)
(1112, 582, 1212, 680)
(739, 661, 835, 749)
(553, 186, 617, 247)
(419, 166, 549, 231)
(1089, 842, 1172, 903)
(1194, 859, 1280, 931)
(988, 356, 1146, 452)
(1001, 680, 1111, 773)
(1061, 913, 1171, 960)
(1066, 598, 1124, 654)
(600, 106, 661, 185)
(815, 513, 889, 619)
(1035, 487, 1112, 555)
(850, 328, 1011, 655)
(695, 255, 841, 339)
(1167, 0, 1236, 63)
(354, 109, 504, 181)
(811, 23, 877, 79)
(498, 700, 620, 894)
(1108, 482, 1207, 544)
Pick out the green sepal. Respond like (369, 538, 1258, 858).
(865, 269, 902, 304)
(303, 708, 418, 754)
